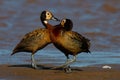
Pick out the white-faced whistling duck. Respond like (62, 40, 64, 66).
(50, 19, 91, 73)
(11, 11, 60, 69)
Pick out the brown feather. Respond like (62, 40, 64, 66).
(49, 19, 91, 57)
(11, 28, 51, 55)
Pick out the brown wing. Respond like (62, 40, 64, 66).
(66, 31, 90, 53)
(56, 31, 90, 54)
(12, 28, 51, 55)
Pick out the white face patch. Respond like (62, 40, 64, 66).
(46, 12, 52, 20)
(61, 19, 66, 27)
(44, 20, 48, 24)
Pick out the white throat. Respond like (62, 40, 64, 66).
(44, 20, 48, 24)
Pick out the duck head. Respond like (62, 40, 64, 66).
(40, 10, 60, 22)
(60, 19, 73, 31)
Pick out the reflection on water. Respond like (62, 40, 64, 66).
(0, 49, 120, 67)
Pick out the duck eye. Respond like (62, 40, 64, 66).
(47, 13, 50, 15)
(62, 21, 64, 24)
(63, 20, 66, 23)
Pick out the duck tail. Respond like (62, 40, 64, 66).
(87, 49, 91, 54)
(11, 51, 16, 56)
(11, 49, 18, 56)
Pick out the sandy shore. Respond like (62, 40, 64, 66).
(0, 64, 120, 80)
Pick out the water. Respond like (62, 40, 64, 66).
(0, 49, 120, 67)
(0, 0, 120, 66)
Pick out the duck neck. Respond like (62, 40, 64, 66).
(41, 17, 47, 28)
(41, 17, 53, 30)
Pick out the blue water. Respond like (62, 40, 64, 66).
(0, 49, 120, 67)
(0, 0, 120, 67)
(0, 0, 120, 51)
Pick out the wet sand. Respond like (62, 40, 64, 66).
(0, 64, 120, 80)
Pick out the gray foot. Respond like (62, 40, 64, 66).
(64, 66, 72, 73)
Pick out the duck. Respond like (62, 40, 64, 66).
(11, 10, 60, 69)
(48, 19, 91, 73)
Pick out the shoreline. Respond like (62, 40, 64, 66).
(0, 64, 120, 80)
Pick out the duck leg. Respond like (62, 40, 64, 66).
(60, 55, 76, 68)
(63, 56, 76, 73)
(51, 56, 70, 69)
(63, 58, 72, 73)
(52, 55, 77, 73)
(64, 65, 72, 73)
(31, 54, 38, 69)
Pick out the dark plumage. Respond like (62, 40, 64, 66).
(50, 19, 91, 72)
(12, 29, 51, 54)
(11, 11, 59, 69)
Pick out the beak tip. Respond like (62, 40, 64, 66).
(57, 19, 60, 22)
(52, 17, 60, 22)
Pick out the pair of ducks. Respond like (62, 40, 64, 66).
(11, 10, 90, 73)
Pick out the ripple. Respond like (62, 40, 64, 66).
(0, 0, 120, 52)
(0, 49, 120, 67)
